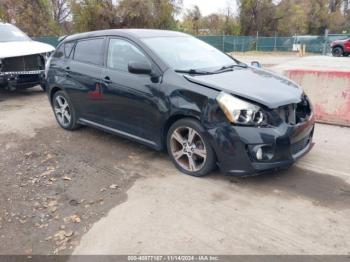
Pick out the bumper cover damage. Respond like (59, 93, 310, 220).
(0, 54, 46, 90)
(209, 113, 315, 176)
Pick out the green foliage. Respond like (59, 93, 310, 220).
(237, 0, 350, 36)
(70, 0, 115, 32)
(1, 0, 350, 37)
(1, 0, 60, 36)
(180, 5, 241, 35)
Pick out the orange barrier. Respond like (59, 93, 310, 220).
(285, 69, 350, 126)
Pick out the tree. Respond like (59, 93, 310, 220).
(221, 5, 240, 35)
(0, 0, 59, 36)
(275, 0, 308, 35)
(237, 0, 278, 36)
(51, 0, 70, 25)
(181, 5, 202, 34)
(152, 0, 181, 29)
(70, 0, 116, 32)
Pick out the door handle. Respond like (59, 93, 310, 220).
(103, 76, 112, 85)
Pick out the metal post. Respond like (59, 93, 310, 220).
(233, 37, 236, 53)
(274, 31, 277, 51)
(256, 31, 259, 51)
(222, 34, 225, 52)
(322, 29, 329, 55)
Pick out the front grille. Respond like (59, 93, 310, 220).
(17, 74, 41, 83)
(2, 55, 44, 72)
(275, 95, 311, 125)
(291, 135, 311, 155)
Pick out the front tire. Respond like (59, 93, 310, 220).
(52, 91, 79, 130)
(332, 47, 343, 57)
(167, 118, 216, 177)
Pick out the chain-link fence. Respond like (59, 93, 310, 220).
(197, 34, 350, 54)
(32, 34, 350, 54)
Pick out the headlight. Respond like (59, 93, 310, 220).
(216, 92, 265, 126)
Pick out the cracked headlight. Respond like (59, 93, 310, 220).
(216, 91, 265, 126)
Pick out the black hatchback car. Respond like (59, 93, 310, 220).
(45, 29, 315, 177)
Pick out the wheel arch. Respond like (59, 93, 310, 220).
(49, 86, 63, 104)
(162, 113, 200, 151)
(332, 45, 344, 52)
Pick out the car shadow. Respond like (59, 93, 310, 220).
(0, 86, 44, 102)
(207, 165, 350, 211)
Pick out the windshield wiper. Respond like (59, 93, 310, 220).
(175, 69, 213, 75)
(216, 63, 248, 72)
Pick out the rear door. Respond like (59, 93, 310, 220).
(67, 37, 106, 123)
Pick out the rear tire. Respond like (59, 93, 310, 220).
(332, 47, 343, 57)
(344, 53, 349, 57)
(167, 118, 216, 177)
(52, 91, 79, 130)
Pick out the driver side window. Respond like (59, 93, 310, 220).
(107, 38, 149, 72)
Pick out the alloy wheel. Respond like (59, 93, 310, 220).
(333, 47, 342, 57)
(170, 127, 207, 172)
(54, 95, 71, 127)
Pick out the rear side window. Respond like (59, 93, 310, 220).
(74, 38, 104, 65)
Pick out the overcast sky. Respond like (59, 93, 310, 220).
(182, 0, 237, 16)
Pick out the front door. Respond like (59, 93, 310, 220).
(101, 37, 162, 146)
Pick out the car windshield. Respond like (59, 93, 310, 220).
(0, 24, 31, 42)
(142, 36, 236, 71)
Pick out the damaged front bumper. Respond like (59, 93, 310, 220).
(208, 113, 315, 176)
(0, 70, 45, 90)
(0, 53, 46, 90)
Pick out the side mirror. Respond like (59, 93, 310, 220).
(128, 62, 152, 75)
(251, 61, 262, 68)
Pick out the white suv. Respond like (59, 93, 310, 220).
(0, 23, 55, 91)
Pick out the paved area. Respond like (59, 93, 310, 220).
(1, 87, 349, 255)
(233, 53, 350, 73)
(233, 52, 302, 68)
(72, 123, 350, 255)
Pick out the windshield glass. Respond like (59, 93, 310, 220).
(0, 24, 31, 42)
(142, 36, 235, 71)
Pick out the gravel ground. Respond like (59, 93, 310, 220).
(0, 88, 148, 254)
(1, 86, 350, 256)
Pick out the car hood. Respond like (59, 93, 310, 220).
(0, 41, 55, 59)
(184, 67, 303, 109)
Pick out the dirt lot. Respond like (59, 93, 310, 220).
(0, 87, 149, 254)
(1, 86, 350, 255)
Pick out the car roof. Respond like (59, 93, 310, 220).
(63, 29, 189, 42)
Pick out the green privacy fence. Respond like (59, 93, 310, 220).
(32, 36, 60, 47)
(32, 34, 350, 54)
(198, 34, 350, 54)
(198, 35, 296, 52)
